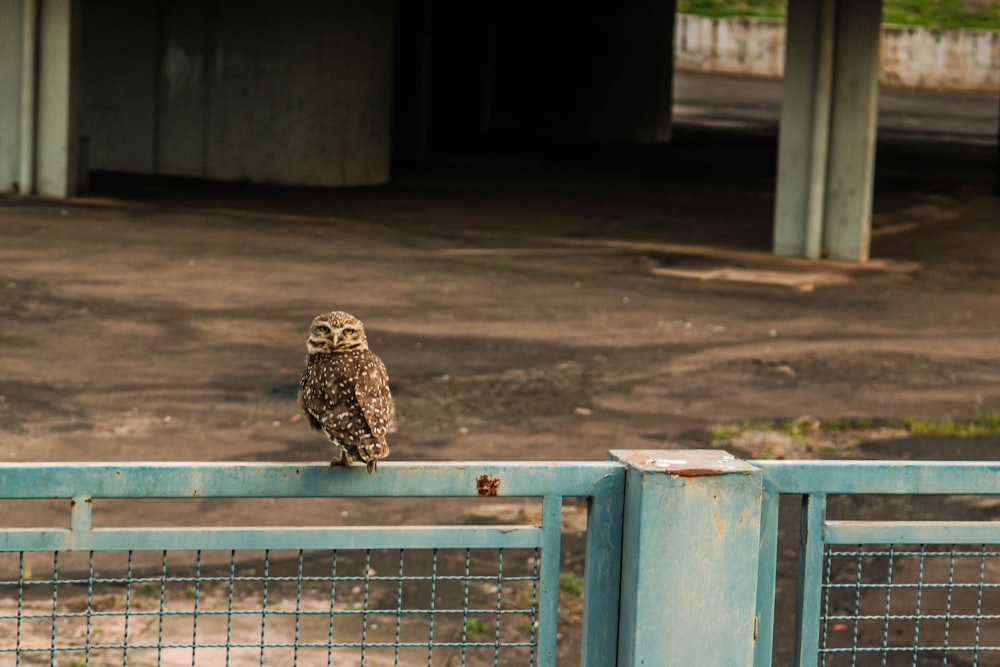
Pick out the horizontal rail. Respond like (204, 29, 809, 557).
(0, 524, 544, 552)
(0, 461, 623, 499)
(825, 520, 1000, 544)
(755, 460, 1000, 494)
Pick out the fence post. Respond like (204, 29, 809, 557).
(610, 450, 762, 666)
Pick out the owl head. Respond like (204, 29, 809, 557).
(306, 311, 369, 354)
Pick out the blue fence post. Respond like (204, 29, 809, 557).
(610, 450, 763, 667)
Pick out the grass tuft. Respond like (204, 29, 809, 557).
(707, 413, 1000, 459)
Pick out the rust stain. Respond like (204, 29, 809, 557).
(476, 474, 501, 497)
(669, 468, 726, 477)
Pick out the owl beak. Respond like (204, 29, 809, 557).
(331, 332, 340, 347)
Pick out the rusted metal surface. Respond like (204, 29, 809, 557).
(475, 473, 501, 496)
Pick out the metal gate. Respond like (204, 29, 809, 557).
(2, 454, 999, 665)
(0, 461, 623, 666)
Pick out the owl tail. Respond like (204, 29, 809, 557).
(366, 460, 377, 474)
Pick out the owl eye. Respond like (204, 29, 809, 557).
(314, 325, 331, 334)
(342, 328, 356, 336)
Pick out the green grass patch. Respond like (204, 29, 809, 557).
(134, 581, 160, 597)
(904, 413, 1000, 436)
(708, 413, 1000, 454)
(678, 0, 1000, 30)
(678, 0, 785, 19)
(465, 617, 490, 640)
(559, 574, 585, 596)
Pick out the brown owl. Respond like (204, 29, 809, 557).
(297, 311, 394, 472)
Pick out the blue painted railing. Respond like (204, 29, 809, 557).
(0, 454, 998, 666)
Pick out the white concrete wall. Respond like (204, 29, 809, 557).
(675, 14, 785, 79)
(676, 13, 1000, 92)
(80, 0, 394, 187)
(881, 24, 1000, 91)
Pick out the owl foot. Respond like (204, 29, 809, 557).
(330, 448, 352, 468)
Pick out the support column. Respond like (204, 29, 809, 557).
(19, 0, 38, 194)
(0, 0, 27, 193)
(34, 0, 80, 197)
(610, 450, 762, 667)
(823, 0, 882, 261)
(774, 0, 883, 261)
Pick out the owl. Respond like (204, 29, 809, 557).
(297, 311, 394, 473)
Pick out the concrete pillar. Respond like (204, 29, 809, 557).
(774, 0, 883, 261)
(610, 450, 762, 666)
(823, 0, 882, 261)
(34, 0, 81, 197)
(0, 0, 26, 193)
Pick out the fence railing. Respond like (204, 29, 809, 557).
(0, 453, 998, 666)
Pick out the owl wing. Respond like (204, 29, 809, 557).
(354, 353, 393, 441)
(297, 389, 324, 432)
(298, 363, 355, 437)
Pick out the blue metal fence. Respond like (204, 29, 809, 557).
(1, 455, 998, 666)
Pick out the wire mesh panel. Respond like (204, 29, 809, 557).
(819, 544, 1000, 666)
(0, 547, 543, 666)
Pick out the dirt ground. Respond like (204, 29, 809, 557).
(1, 90, 1000, 663)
